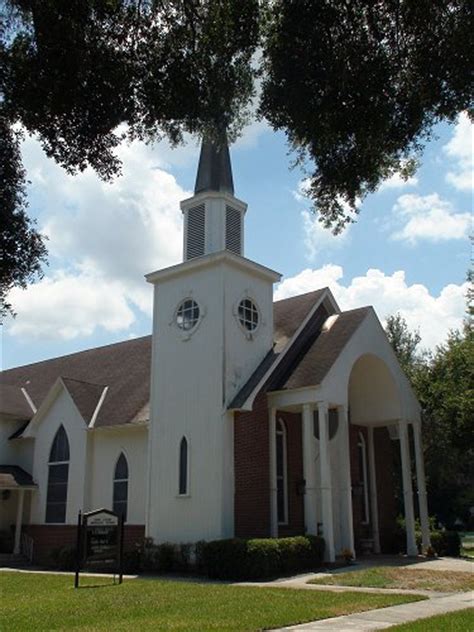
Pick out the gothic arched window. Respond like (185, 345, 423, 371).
(46, 425, 70, 523)
(113, 453, 129, 521)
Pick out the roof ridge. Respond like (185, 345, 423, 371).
(1, 334, 152, 374)
(273, 288, 327, 305)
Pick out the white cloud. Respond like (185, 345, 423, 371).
(378, 172, 418, 191)
(392, 193, 471, 244)
(294, 179, 354, 260)
(275, 266, 467, 350)
(444, 112, 473, 191)
(6, 134, 189, 340)
(7, 272, 135, 340)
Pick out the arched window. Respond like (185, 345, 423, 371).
(357, 432, 370, 524)
(179, 437, 188, 495)
(113, 453, 129, 521)
(46, 426, 70, 523)
(276, 419, 288, 525)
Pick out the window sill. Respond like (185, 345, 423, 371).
(176, 494, 191, 499)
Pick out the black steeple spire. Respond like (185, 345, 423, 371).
(194, 134, 234, 195)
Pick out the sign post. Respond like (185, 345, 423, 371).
(74, 508, 124, 588)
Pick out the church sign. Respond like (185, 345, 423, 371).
(74, 508, 124, 588)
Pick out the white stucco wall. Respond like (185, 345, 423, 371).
(88, 427, 147, 524)
(147, 255, 277, 543)
(29, 388, 88, 525)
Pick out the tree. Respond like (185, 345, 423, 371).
(385, 288, 474, 527)
(1, 1, 472, 311)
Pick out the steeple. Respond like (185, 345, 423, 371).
(180, 134, 247, 262)
(194, 135, 234, 196)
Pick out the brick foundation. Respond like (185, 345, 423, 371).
(25, 524, 145, 565)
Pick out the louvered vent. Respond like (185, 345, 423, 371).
(225, 206, 242, 255)
(186, 204, 205, 260)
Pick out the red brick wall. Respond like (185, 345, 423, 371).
(25, 524, 145, 565)
(277, 411, 305, 537)
(234, 392, 270, 538)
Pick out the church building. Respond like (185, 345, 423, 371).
(0, 138, 431, 565)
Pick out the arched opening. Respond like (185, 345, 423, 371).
(348, 354, 402, 553)
(113, 453, 129, 521)
(46, 425, 69, 523)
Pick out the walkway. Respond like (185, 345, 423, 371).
(275, 592, 473, 631)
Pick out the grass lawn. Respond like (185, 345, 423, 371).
(460, 532, 474, 559)
(389, 608, 474, 631)
(309, 567, 474, 592)
(0, 571, 424, 631)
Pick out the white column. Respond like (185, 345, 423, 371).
(13, 489, 25, 555)
(339, 405, 355, 556)
(413, 420, 431, 552)
(367, 427, 381, 553)
(302, 403, 318, 536)
(399, 420, 417, 556)
(269, 407, 278, 537)
(318, 402, 335, 562)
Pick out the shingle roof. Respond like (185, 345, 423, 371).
(0, 384, 33, 420)
(279, 307, 371, 390)
(0, 336, 151, 428)
(0, 465, 36, 489)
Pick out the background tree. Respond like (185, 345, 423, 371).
(1, 0, 472, 312)
(385, 282, 474, 528)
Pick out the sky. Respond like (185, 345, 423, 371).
(2, 113, 472, 369)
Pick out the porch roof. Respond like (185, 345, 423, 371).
(0, 465, 37, 490)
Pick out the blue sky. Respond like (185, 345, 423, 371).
(2, 114, 472, 369)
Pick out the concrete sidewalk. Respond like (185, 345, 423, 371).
(275, 592, 473, 631)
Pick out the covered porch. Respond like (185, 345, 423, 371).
(267, 352, 430, 562)
(0, 465, 36, 556)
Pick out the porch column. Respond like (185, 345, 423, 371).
(13, 489, 25, 555)
(302, 403, 318, 535)
(413, 420, 431, 552)
(339, 405, 355, 556)
(318, 401, 335, 562)
(398, 420, 417, 556)
(367, 427, 381, 553)
(269, 407, 278, 537)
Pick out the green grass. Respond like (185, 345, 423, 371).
(389, 608, 474, 631)
(309, 567, 474, 592)
(460, 531, 474, 558)
(0, 571, 424, 631)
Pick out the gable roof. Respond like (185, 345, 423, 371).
(279, 307, 371, 391)
(0, 384, 33, 420)
(0, 336, 151, 429)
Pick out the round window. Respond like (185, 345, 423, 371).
(238, 298, 259, 332)
(176, 299, 200, 331)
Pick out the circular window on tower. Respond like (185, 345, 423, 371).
(176, 298, 200, 331)
(238, 298, 259, 333)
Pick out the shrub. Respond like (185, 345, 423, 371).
(50, 546, 76, 571)
(204, 535, 325, 580)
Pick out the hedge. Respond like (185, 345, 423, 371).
(204, 535, 325, 580)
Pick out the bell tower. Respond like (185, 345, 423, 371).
(181, 135, 247, 260)
(146, 135, 280, 544)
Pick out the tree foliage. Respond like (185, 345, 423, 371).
(386, 288, 474, 527)
(1, 0, 472, 310)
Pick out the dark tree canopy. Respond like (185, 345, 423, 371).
(1, 0, 472, 311)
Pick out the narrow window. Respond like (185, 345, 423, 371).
(113, 453, 129, 521)
(357, 432, 370, 524)
(276, 419, 288, 524)
(179, 437, 188, 495)
(46, 425, 69, 523)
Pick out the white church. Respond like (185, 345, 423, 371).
(0, 138, 431, 564)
